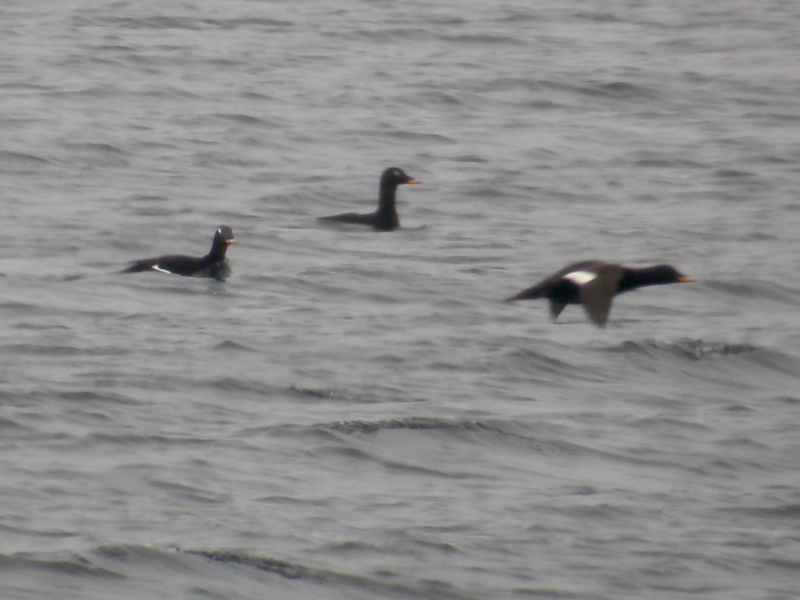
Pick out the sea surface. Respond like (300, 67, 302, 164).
(2, 1, 800, 598)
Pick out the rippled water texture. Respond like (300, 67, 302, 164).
(2, 1, 800, 599)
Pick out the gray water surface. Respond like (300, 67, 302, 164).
(2, 1, 800, 599)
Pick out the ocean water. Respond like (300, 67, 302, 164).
(2, 1, 800, 598)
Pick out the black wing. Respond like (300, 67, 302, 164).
(121, 257, 160, 274)
(505, 261, 604, 303)
(578, 264, 623, 327)
(122, 254, 202, 277)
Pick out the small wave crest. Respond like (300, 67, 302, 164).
(324, 416, 494, 435)
(601, 338, 800, 381)
(311, 417, 588, 460)
(0, 550, 124, 579)
(186, 549, 318, 581)
(606, 338, 760, 360)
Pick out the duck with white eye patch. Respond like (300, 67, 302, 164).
(317, 167, 420, 231)
(121, 225, 237, 282)
(505, 261, 694, 328)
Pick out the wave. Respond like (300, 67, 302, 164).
(213, 340, 256, 352)
(496, 344, 607, 383)
(577, 80, 658, 99)
(304, 417, 592, 461)
(0, 545, 477, 599)
(210, 379, 352, 402)
(260, 411, 792, 484)
(0, 552, 124, 580)
(323, 416, 497, 436)
(185, 548, 476, 598)
(606, 337, 796, 366)
(1, 344, 131, 357)
(73, 16, 293, 31)
(436, 33, 525, 45)
(0, 150, 51, 164)
(0, 301, 43, 314)
(732, 504, 800, 519)
(605, 338, 760, 360)
(600, 338, 800, 384)
(0, 415, 30, 431)
(221, 379, 419, 406)
(186, 549, 323, 581)
(705, 279, 800, 305)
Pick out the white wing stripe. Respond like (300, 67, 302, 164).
(563, 270, 598, 286)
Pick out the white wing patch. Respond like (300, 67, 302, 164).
(152, 265, 174, 275)
(563, 270, 598, 286)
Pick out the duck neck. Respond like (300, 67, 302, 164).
(206, 238, 229, 263)
(376, 182, 400, 229)
(618, 266, 671, 293)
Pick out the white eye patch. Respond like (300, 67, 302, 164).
(563, 271, 598, 286)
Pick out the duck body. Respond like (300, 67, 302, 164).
(318, 167, 420, 231)
(122, 225, 236, 282)
(506, 261, 693, 327)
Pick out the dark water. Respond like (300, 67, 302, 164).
(2, 1, 800, 598)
